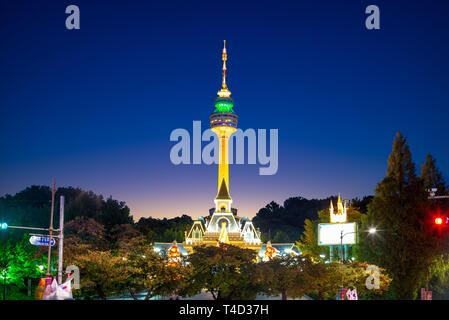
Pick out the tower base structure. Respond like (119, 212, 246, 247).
(183, 207, 263, 255)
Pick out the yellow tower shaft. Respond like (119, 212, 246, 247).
(212, 126, 236, 194)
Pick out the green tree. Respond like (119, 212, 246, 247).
(260, 255, 310, 300)
(62, 188, 103, 221)
(181, 244, 264, 300)
(301, 260, 391, 300)
(421, 153, 448, 196)
(340, 261, 392, 299)
(357, 132, 439, 299)
(109, 223, 144, 251)
(132, 251, 185, 300)
(99, 197, 133, 233)
(136, 215, 193, 243)
(116, 237, 186, 300)
(63, 216, 109, 264)
(426, 254, 449, 298)
(272, 230, 289, 243)
(0, 235, 44, 299)
(296, 219, 324, 260)
(351, 196, 374, 214)
(253, 197, 332, 242)
(0, 186, 134, 244)
(0, 186, 51, 242)
(72, 249, 131, 300)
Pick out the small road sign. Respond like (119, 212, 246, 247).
(30, 236, 55, 246)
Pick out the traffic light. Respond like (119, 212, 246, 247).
(434, 216, 448, 227)
(0, 222, 7, 230)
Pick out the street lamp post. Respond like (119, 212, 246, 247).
(46, 179, 56, 278)
(339, 230, 353, 298)
(339, 228, 376, 299)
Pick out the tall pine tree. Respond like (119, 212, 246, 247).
(358, 132, 439, 299)
(421, 153, 448, 196)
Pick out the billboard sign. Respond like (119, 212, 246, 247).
(318, 222, 357, 246)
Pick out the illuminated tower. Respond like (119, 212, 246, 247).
(210, 40, 238, 213)
(183, 41, 261, 254)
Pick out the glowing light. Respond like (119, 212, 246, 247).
(330, 194, 348, 223)
(0, 223, 7, 230)
(217, 88, 232, 98)
(218, 222, 230, 244)
(214, 100, 234, 113)
(369, 228, 377, 234)
(435, 217, 443, 225)
(153, 247, 161, 253)
(320, 254, 326, 258)
(168, 241, 181, 267)
(38, 265, 44, 271)
(263, 241, 279, 261)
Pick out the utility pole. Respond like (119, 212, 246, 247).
(339, 228, 377, 300)
(340, 231, 344, 299)
(427, 188, 448, 299)
(46, 179, 56, 278)
(58, 195, 64, 284)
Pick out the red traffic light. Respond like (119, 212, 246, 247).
(435, 217, 443, 225)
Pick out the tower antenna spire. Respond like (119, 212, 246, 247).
(217, 40, 231, 98)
(222, 40, 227, 89)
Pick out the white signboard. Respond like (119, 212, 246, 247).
(318, 222, 357, 246)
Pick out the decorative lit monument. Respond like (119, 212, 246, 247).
(318, 194, 357, 262)
(329, 193, 348, 223)
(183, 41, 262, 254)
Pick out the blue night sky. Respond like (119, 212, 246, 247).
(1, 0, 448, 220)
